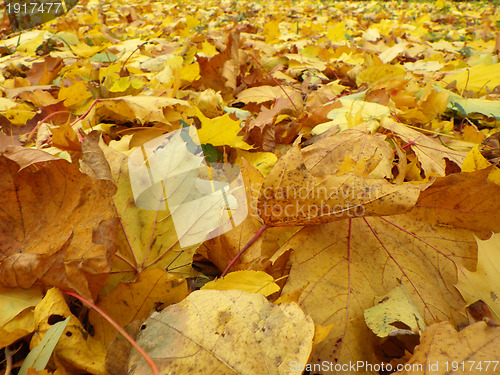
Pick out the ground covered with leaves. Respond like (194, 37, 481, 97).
(1, 0, 500, 374)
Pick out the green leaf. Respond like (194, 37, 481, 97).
(91, 51, 117, 63)
(19, 316, 70, 375)
(200, 143, 222, 163)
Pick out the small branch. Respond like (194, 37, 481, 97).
(221, 224, 268, 277)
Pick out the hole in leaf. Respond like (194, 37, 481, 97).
(389, 321, 411, 330)
(47, 314, 65, 325)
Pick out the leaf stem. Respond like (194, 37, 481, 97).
(221, 223, 268, 277)
(63, 291, 161, 375)
(249, 54, 298, 113)
(70, 98, 102, 128)
(27, 111, 70, 142)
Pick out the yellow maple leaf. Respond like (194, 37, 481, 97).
(195, 108, 253, 150)
(327, 22, 347, 43)
(1, 102, 36, 125)
(179, 62, 200, 82)
(58, 81, 93, 108)
(462, 145, 492, 172)
(263, 19, 281, 44)
(456, 233, 500, 322)
(108, 77, 131, 92)
(444, 63, 500, 94)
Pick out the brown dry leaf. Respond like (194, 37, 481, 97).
(302, 126, 394, 178)
(19, 89, 59, 108)
(395, 321, 500, 375)
(0, 134, 22, 148)
(49, 123, 81, 153)
(300, 101, 343, 131)
(26, 57, 63, 86)
(89, 268, 188, 345)
(194, 31, 242, 96)
(202, 214, 264, 272)
(467, 300, 496, 323)
(243, 97, 301, 151)
(279, 209, 477, 374)
(258, 127, 422, 226)
(128, 290, 314, 375)
(0, 144, 59, 170)
(247, 97, 297, 131)
(80, 132, 117, 196)
(237, 85, 302, 109)
(202, 215, 297, 274)
(0, 157, 117, 300)
(196, 159, 265, 270)
(92, 96, 189, 125)
(415, 167, 500, 238)
(22, 101, 70, 139)
(381, 118, 466, 177)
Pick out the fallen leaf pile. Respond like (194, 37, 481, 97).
(1, 0, 500, 374)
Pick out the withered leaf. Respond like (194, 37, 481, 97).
(258, 127, 422, 226)
(0, 157, 117, 300)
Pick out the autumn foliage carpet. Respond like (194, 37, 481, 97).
(1, 0, 500, 374)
